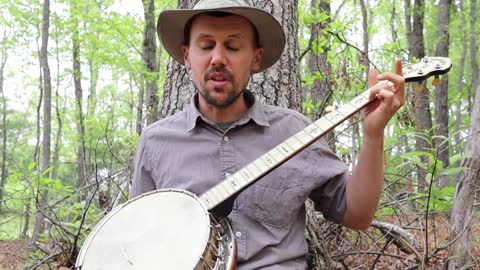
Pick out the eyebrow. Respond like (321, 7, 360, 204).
(195, 33, 245, 40)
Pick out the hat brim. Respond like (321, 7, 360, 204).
(157, 6, 285, 73)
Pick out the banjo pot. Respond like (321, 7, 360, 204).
(76, 189, 236, 270)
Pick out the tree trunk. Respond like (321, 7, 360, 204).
(142, 0, 160, 127)
(470, 0, 479, 93)
(159, 0, 199, 119)
(404, 0, 431, 189)
(447, 1, 479, 268)
(32, 0, 52, 243)
(0, 42, 7, 215)
(72, 12, 88, 194)
(52, 25, 62, 182)
(307, 0, 336, 151)
(455, 0, 467, 152)
(434, 0, 451, 187)
(447, 84, 480, 269)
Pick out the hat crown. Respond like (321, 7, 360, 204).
(158, 0, 285, 73)
(194, 0, 253, 9)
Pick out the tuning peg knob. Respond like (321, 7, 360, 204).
(432, 76, 441, 86)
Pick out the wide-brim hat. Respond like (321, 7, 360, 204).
(157, 0, 286, 73)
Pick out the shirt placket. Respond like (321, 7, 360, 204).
(219, 131, 246, 258)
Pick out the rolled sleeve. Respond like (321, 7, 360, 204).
(310, 170, 348, 224)
(305, 139, 349, 224)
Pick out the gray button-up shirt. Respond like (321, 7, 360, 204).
(130, 91, 348, 269)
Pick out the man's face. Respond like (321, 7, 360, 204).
(182, 14, 264, 108)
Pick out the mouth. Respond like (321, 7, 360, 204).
(207, 72, 231, 88)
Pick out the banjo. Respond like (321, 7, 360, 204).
(75, 57, 451, 269)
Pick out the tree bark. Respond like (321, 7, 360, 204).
(470, 0, 479, 94)
(404, 0, 431, 189)
(142, 0, 160, 127)
(0, 39, 7, 215)
(447, 84, 480, 269)
(32, 0, 52, 243)
(72, 10, 88, 194)
(447, 1, 480, 268)
(307, 0, 336, 151)
(159, 0, 199, 119)
(52, 24, 62, 182)
(455, 0, 467, 152)
(434, 0, 451, 187)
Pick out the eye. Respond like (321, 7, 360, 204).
(200, 43, 214, 51)
(227, 46, 239, 52)
(198, 41, 214, 50)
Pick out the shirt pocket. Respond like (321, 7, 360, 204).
(247, 167, 309, 228)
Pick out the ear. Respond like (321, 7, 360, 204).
(250, 48, 264, 72)
(182, 45, 191, 68)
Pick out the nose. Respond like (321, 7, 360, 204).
(210, 46, 227, 67)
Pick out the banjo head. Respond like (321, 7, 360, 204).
(76, 189, 211, 269)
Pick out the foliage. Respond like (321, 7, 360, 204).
(0, 0, 478, 268)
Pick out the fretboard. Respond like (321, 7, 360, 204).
(198, 88, 373, 210)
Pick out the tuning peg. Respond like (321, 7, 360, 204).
(415, 83, 424, 92)
(432, 75, 441, 86)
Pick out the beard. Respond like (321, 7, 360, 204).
(195, 66, 248, 109)
(198, 87, 245, 108)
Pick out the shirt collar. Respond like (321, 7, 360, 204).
(186, 90, 270, 132)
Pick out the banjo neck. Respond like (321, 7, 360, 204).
(199, 57, 452, 211)
(199, 87, 372, 210)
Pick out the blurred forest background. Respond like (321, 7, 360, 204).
(0, 0, 479, 269)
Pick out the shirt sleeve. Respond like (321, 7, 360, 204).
(129, 132, 156, 199)
(306, 138, 349, 225)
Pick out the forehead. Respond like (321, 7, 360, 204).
(190, 13, 255, 38)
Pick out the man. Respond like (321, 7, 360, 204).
(130, 0, 405, 269)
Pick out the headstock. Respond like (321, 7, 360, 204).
(403, 57, 452, 83)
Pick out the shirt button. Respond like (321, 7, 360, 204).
(225, 173, 231, 178)
(223, 136, 230, 142)
(235, 231, 242, 238)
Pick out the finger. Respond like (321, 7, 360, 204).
(376, 72, 404, 87)
(395, 58, 403, 76)
(368, 68, 379, 87)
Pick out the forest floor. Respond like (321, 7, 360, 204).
(0, 216, 479, 269)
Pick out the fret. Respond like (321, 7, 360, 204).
(336, 102, 358, 117)
(292, 133, 304, 145)
(202, 192, 218, 209)
(210, 187, 224, 203)
(306, 122, 325, 138)
(269, 147, 286, 162)
(228, 175, 240, 189)
(294, 130, 312, 145)
(285, 135, 303, 151)
(245, 163, 262, 178)
(278, 141, 295, 156)
(234, 170, 248, 188)
(220, 181, 234, 196)
(350, 93, 370, 107)
(326, 111, 344, 124)
(312, 117, 332, 133)
(239, 168, 254, 183)
(251, 157, 269, 175)
(251, 159, 267, 175)
(261, 152, 276, 166)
